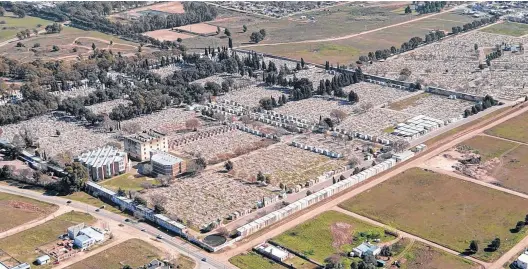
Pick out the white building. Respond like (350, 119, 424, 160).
(74, 235, 96, 250)
(124, 129, 168, 161)
(77, 146, 129, 181)
(516, 253, 528, 269)
(351, 242, 381, 257)
(254, 243, 289, 262)
(36, 255, 51, 265)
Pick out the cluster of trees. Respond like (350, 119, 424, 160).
(45, 22, 63, 34)
(259, 94, 288, 110)
(463, 95, 499, 118)
(109, 90, 171, 121)
(452, 16, 499, 35)
(250, 29, 267, 43)
(15, 29, 32, 40)
(485, 49, 502, 66)
(469, 237, 501, 254)
(290, 78, 313, 100)
(415, 1, 446, 14)
(316, 72, 359, 97)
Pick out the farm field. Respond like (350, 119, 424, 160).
(0, 13, 52, 42)
(485, 110, 528, 144)
(66, 239, 164, 269)
(340, 168, 528, 262)
(0, 26, 150, 62)
(271, 210, 396, 265)
(229, 251, 286, 269)
(398, 241, 479, 269)
(248, 11, 475, 65)
(479, 21, 528, 37)
(0, 192, 58, 232)
(0, 211, 94, 266)
(100, 173, 159, 192)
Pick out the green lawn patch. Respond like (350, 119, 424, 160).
(100, 173, 158, 191)
(0, 13, 52, 42)
(485, 110, 528, 144)
(480, 21, 528, 37)
(66, 239, 162, 269)
(63, 192, 124, 215)
(0, 192, 58, 232)
(0, 211, 94, 265)
(340, 168, 528, 262)
(400, 241, 478, 269)
(457, 135, 519, 162)
(229, 251, 286, 269)
(271, 210, 395, 264)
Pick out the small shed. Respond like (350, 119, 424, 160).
(36, 255, 51, 265)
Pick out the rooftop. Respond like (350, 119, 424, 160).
(255, 243, 289, 259)
(75, 234, 93, 243)
(151, 150, 183, 166)
(354, 242, 380, 253)
(77, 146, 126, 168)
(125, 129, 166, 144)
(518, 253, 528, 263)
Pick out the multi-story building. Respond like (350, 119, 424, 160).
(150, 150, 186, 177)
(124, 129, 168, 161)
(76, 146, 128, 181)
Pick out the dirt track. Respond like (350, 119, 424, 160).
(215, 102, 528, 269)
(239, 5, 463, 48)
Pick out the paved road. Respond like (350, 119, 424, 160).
(216, 103, 528, 268)
(0, 186, 234, 269)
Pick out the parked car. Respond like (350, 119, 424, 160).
(201, 258, 207, 262)
(156, 234, 163, 239)
(66, 200, 72, 204)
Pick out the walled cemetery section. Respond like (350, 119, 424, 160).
(217, 85, 286, 108)
(396, 94, 473, 122)
(230, 143, 346, 188)
(150, 64, 182, 79)
(274, 97, 357, 123)
(119, 107, 197, 135)
(170, 127, 275, 164)
(344, 82, 415, 107)
(87, 99, 132, 114)
(142, 171, 276, 229)
(363, 31, 528, 100)
(292, 133, 367, 160)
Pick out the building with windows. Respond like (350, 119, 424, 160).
(76, 146, 129, 181)
(150, 150, 186, 177)
(124, 130, 168, 161)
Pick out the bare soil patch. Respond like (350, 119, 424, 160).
(143, 29, 194, 41)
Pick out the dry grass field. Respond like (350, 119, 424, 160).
(0, 13, 52, 42)
(479, 21, 528, 37)
(0, 192, 58, 233)
(230, 251, 286, 269)
(176, 23, 220, 35)
(398, 241, 479, 269)
(457, 135, 519, 162)
(492, 144, 528, 194)
(66, 239, 166, 269)
(143, 29, 194, 41)
(340, 167, 528, 262)
(0, 26, 151, 62)
(485, 110, 528, 144)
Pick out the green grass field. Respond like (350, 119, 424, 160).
(66, 239, 162, 269)
(229, 252, 287, 269)
(0, 211, 94, 265)
(63, 192, 125, 215)
(388, 93, 431, 111)
(493, 144, 528, 194)
(485, 110, 528, 144)
(271, 210, 395, 265)
(457, 135, 519, 162)
(0, 13, 52, 42)
(480, 21, 528, 37)
(340, 168, 528, 262)
(0, 192, 58, 232)
(100, 173, 158, 191)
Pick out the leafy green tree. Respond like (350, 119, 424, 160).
(91, 43, 96, 50)
(224, 160, 233, 171)
(224, 28, 231, 37)
(242, 25, 247, 32)
(469, 240, 479, 253)
(516, 221, 525, 232)
(490, 238, 500, 251)
(134, 196, 147, 206)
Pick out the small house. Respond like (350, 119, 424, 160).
(351, 242, 381, 257)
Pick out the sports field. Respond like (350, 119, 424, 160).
(340, 168, 528, 262)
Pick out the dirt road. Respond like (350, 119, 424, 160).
(215, 103, 528, 268)
(239, 5, 463, 48)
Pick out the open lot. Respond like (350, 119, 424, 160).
(340, 167, 528, 262)
(386, 93, 473, 121)
(485, 110, 528, 144)
(457, 135, 519, 162)
(231, 144, 346, 187)
(66, 239, 163, 269)
(176, 23, 220, 35)
(0, 192, 58, 233)
(0, 13, 52, 42)
(479, 21, 528, 37)
(397, 241, 479, 269)
(63, 192, 124, 215)
(272, 210, 395, 265)
(0, 211, 94, 265)
(109, 2, 185, 23)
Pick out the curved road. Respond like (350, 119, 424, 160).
(0, 186, 234, 269)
